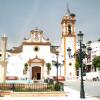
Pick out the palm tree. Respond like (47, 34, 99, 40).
(24, 63, 28, 71)
(46, 63, 51, 77)
(24, 63, 28, 79)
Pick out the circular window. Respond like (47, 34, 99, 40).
(69, 63, 72, 66)
(0, 54, 2, 57)
(34, 46, 39, 52)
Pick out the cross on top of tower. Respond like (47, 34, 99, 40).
(65, 3, 70, 16)
(65, 3, 76, 17)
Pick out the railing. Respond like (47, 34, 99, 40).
(0, 83, 64, 92)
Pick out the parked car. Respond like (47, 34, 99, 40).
(85, 71, 100, 81)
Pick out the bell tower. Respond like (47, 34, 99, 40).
(61, 7, 76, 79)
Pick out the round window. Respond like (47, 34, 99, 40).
(69, 62, 72, 66)
(34, 46, 39, 52)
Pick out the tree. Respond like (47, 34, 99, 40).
(24, 63, 28, 79)
(46, 63, 51, 76)
(75, 50, 87, 76)
(24, 63, 28, 72)
(75, 59, 80, 69)
(74, 50, 87, 68)
(92, 56, 100, 70)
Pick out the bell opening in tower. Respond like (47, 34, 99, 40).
(68, 24, 71, 35)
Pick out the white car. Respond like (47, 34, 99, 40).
(85, 72, 100, 81)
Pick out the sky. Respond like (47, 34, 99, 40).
(0, 0, 100, 49)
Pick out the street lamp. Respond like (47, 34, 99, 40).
(87, 47, 92, 56)
(59, 60, 65, 76)
(52, 51, 59, 83)
(82, 44, 86, 52)
(77, 31, 85, 98)
(56, 52, 59, 83)
(87, 47, 92, 63)
(87, 47, 92, 71)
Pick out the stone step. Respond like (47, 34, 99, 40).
(11, 91, 66, 97)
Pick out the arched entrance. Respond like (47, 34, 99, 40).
(32, 66, 41, 80)
(28, 56, 45, 80)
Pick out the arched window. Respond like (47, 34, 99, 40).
(68, 24, 71, 35)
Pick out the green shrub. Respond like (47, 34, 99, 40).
(54, 83, 61, 91)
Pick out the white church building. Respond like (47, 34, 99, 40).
(0, 8, 77, 82)
(7, 28, 60, 80)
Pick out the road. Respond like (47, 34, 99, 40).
(64, 80, 100, 99)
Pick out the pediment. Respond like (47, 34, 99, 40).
(23, 28, 51, 45)
(28, 56, 45, 65)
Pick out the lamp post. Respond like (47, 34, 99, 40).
(52, 51, 59, 83)
(82, 44, 86, 52)
(87, 47, 92, 61)
(87, 47, 92, 54)
(87, 47, 92, 71)
(59, 60, 65, 76)
(77, 31, 85, 98)
(56, 52, 59, 83)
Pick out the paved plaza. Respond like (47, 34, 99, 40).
(0, 85, 100, 100)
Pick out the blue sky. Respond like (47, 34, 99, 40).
(0, 0, 100, 48)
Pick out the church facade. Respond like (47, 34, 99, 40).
(0, 8, 77, 82)
(7, 28, 58, 80)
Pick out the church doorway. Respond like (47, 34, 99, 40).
(32, 66, 41, 80)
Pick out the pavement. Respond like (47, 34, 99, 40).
(0, 86, 100, 100)
(64, 86, 100, 100)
